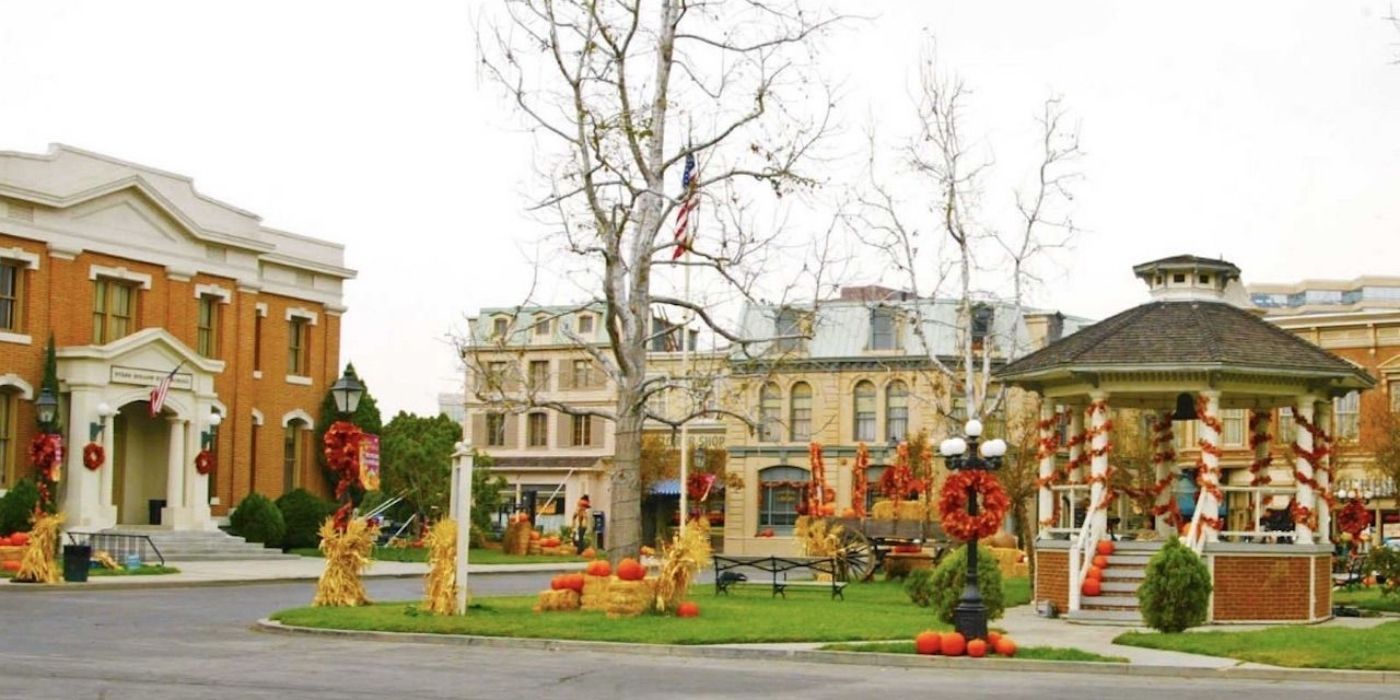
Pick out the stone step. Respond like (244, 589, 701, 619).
(1101, 568, 1145, 581)
(1105, 554, 1151, 566)
(1100, 581, 1139, 594)
(1065, 609, 1144, 625)
(1080, 594, 1140, 608)
(1106, 540, 1166, 553)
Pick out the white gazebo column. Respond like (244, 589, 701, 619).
(162, 416, 187, 528)
(1247, 409, 1272, 533)
(1315, 398, 1333, 544)
(186, 417, 214, 530)
(1195, 391, 1223, 544)
(1066, 407, 1086, 528)
(1087, 391, 1111, 536)
(1150, 412, 1176, 536)
(96, 407, 117, 529)
(61, 389, 102, 529)
(1036, 403, 1057, 539)
(1292, 395, 1318, 545)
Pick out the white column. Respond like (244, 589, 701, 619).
(186, 418, 213, 530)
(1088, 391, 1111, 536)
(1066, 407, 1086, 529)
(1294, 395, 1318, 545)
(96, 409, 117, 529)
(452, 442, 475, 615)
(61, 389, 102, 529)
(1316, 399, 1333, 544)
(162, 416, 186, 527)
(1036, 403, 1056, 539)
(1151, 412, 1174, 536)
(1196, 391, 1223, 544)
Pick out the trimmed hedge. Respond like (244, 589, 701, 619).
(905, 543, 1005, 623)
(1137, 536, 1212, 633)
(276, 488, 336, 550)
(0, 479, 39, 536)
(230, 492, 286, 548)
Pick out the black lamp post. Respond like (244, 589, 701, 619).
(330, 372, 365, 416)
(35, 387, 59, 433)
(939, 419, 1007, 641)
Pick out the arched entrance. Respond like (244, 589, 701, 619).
(111, 401, 171, 526)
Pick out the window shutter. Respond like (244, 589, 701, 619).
(559, 412, 572, 446)
(590, 415, 605, 448)
(558, 360, 573, 389)
(503, 413, 519, 448)
(471, 413, 487, 446)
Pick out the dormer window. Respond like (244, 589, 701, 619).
(1173, 274, 1186, 284)
(533, 315, 550, 336)
(1199, 274, 1210, 284)
(577, 314, 594, 335)
(869, 307, 898, 351)
(492, 317, 508, 338)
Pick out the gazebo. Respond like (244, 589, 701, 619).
(995, 255, 1374, 623)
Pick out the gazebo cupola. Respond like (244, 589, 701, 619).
(1132, 255, 1242, 303)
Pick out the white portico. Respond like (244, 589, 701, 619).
(56, 327, 224, 531)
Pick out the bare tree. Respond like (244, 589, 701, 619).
(473, 0, 845, 560)
(850, 41, 1081, 427)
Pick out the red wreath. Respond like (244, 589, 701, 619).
(83, 442, 105, 471)
(939, 470, 1010, 541)
(194, 449, 215, 476)
(1337, 499, 1371, 546)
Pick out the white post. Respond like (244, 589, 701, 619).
(1066, 407, 1085, 529)
(1316, 399, 1333, 544)
(99, 410, 115, 522)
(1151, 412, 1173, 536)
(1036, 403, 1055, 539)
(1294, 395, 1318, 545)
(163, 416, 186, 526)
(1088, 392, 1111, 537)
(1196, 391, 1222, 545)
(452, 442, 475, 615)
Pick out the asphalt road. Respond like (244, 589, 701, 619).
(0, 573, 1393, 699)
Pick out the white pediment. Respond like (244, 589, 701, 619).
(56, 328, 225, 402)
(67, 190, 188, 248)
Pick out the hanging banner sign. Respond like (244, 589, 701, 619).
(358, 434, 381, 491)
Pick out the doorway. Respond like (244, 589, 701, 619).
(113, 402, 171, 526)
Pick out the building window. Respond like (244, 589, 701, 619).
(0, 391, 13, 488)
(1277, 408, 1295, 446)
(492, 317, 508, 338)
(577, 314, 594, 335)
(288, 317, 311, 375)
(758, 382, 781, 442)
(865, 465, 887, 511)
(571, 414, 592, 447)
(196, 295, 220, 358)
(1335, 391, 1360, 441)
(0, 260, 22, 332)
(529, 360, 550, 391)
(92, 278, 136, 344)
(283, 421, 306, 493)
(249, 422, 260, 497)
(775, 308, 805, 353)
(869, 308, 898, 350)
(486, 361, 510, 389)
(790, 382, 812, 442)
(527, 412, 548, 447)
(758, 465, 808, 534)
(971, 305, 994, 345)
(886, 380, 909, 442)
(854, 380, 876, 442)
(571, 360, 592, 388)
(485, 412, 507, 447)
(253, 314, 263, 372)
(534, 316, 550, 336)
(1221, 409, 1245, 446)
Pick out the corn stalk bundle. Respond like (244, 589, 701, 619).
(533, 589, 581, 612)
(794, 516, 843, 558)
(313, 516, 379, 607)
(422, 518, 459, 615)
(605, 578, 654, 618)
(654, 519, 712, 613)
(13, 512, 62, 584)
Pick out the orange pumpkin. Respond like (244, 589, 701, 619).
(581, 547, 597, 559)
(994, 637, 1017, 657)
(987, 631, 1002, 647)
(616, 558, 645, 581)
(841, 508, 856, 518)
(939, 632, 966, 657)
(0, 536, 9, 546)
(566, 573, 585, 592)
(10, 532, 29, 547)
(677, 601, 701, 618)
(967, 639, 988, 658)
(1095, 540, 1115, 556)
(529, 531, 542, 541)
(1092, 555, 1109, 569)
(1, 561, 20, 572)
(550, 575, 566, 591)
(819, 504, 836, 516)
(1082, 578, 1102, 597)
(586, 560, 611, 577)
(1085, 566, 1103, 581)
(914, 630, 941, 655)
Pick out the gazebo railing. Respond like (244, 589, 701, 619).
(1066, 500, 1107, 614)
(1045, 485, 1090, 536)
(1215, 485, 1298, 542)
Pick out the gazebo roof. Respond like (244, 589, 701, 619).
(994, 299, 1375, 391)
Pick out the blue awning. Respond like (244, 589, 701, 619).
(649, 479, 724, 496)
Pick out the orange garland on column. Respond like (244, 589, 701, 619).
(850, 442, 870, 518)
(1034, 409, 1064, 527)
(1082, 400, 1116, 515)
(324, 421, 365, 532)
(1193, 396, 1226, 532)
(1290, 407, 1335, 530)
(1148, 415, 1182, 526)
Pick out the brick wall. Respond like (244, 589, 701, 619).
(1212, 555, 1319, 621)
(1314, 555, 1331, 619)
(1035, 549, 1068, 614)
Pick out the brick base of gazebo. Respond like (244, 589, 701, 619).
(1035, 540, 1334, 624)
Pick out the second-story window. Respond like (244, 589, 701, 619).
(1391, 381, 1400, 414)
(571, 359, 592, 388)
(288, 316, 311, 375)
(253, 313, 264, 372)
(886, 380, 909, 442)
(759, 382, 781, 442)
(485, 412, 507, 447)
(528, 412, 548, 447)
(92, 278, 137, 344)
(775, 308, 804, 353)
(572, 414, 592, 447)
(869, 308, 897, 350)
(534, 316, 550, 337)
(1335, 391, 1360, 441)
(790, 382, 812, 442)
(0, 260, 22, 333)
(854, 380, 876, 441)
(492, 317, 508, 338)
(529, 360, 550, 390)
(196, 294, 220, 358)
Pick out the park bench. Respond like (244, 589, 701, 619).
(712, 554, 848, 600)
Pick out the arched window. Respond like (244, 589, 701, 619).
(853, 380, 876, 442)
(283, 417, 310, 494)
(886, 380, 908, 442)
(759, 465, 809, 534)
(759, 382, 781, 442)
(790, 382, 812, 442)
(0, 388, 15, 489)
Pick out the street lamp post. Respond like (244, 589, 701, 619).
(939, 419, 1007, 641)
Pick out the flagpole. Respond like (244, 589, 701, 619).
(679, 259, 691, 537)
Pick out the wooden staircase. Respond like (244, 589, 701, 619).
(1066, 540, 1161, 624)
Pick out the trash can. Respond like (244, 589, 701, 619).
(63, 545, 92, 583)
(149, 499, 166, 525)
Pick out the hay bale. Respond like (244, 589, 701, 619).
(534, 589, 581, 612)
(503, 521, 532, 555)
(605, 578, 653, 618)
(987, 531, 1017, 549)
(581, 574, 612, 611)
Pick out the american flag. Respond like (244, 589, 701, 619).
(671, 153, 700, 260)
(149, 362, 183, 417)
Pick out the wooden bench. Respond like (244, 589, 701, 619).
(712, 554, 848, 600)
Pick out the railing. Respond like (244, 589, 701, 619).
(65, 532, 165, 567)
(1045, 485, 1090, 536)
(1210, 485, 1299, 543)
(1066, 501, 1106, 613)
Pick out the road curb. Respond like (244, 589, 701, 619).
(0, 565, 578, 593)
(253, 619, 1399, 685)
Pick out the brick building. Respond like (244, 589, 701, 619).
(0, 145, 353, 531)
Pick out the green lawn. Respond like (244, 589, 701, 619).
(1114, 621, 1400, 671)
(820, 640, 1128, 663)
(272, 577, 1032, 645)
(1334, 587, 1400, 614)
(289, 547, 588, 565)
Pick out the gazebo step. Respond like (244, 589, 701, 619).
(1101, 569, 1144, 581)
(1080, 595, 1139, 607)
(1106, 554, 1151, 566)
(1100, 580, 1139, 594)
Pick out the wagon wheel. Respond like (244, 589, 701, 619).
(835, 528, 874, 582)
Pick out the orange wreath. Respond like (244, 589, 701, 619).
(83, 442, 105, 471)
(194, 449, 215, 476)
(939, 470, 1010, 541)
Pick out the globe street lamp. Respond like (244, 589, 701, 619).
(939, 419, 1007, 641)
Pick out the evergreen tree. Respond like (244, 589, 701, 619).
(41, 335, 60, 433)
(1137, 536, 1213, 632)
(313, 363, 383, 491)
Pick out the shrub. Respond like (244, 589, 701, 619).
(229, 493, 286, 548)
(1366, 546, 1400, 596)
(0, 479, 39, 536)
(1137, 536, 1212, 633)
(276, 488, 336, 550)
(905, 544, 1004, 623)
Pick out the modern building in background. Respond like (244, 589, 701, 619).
(0, 144, 353, 531)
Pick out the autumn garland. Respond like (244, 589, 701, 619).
(1034, 410, 1064, 527)
(1246, 411, 1274, 486)
(1289, 407, 1335, 530)
(324, 421, 365, 532)
(29, 433, 63, 510)
(850, 442, 870, 518)
(939, 470, 1010, 541)
(1078, 401, 1117, 518)
(806, 442, 834, 517)
(1148, 415, 1182, 526)
(1189, 396, 1227, 533)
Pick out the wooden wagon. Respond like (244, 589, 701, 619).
(818, 510, 951, 581)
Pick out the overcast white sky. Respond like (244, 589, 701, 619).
(3, 1, 1398, 416)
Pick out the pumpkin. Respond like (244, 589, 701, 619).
(565, 573, 585, 592)
(616, 558, 645, 581)
(1, 560, 19, 572)
(1082, 578, 1102, 597)
(841, 508, 856, 518)
(1364, 575, 1377, 587)
(0, 536, 9, 546)
(586, 560, 612, 577)
(987, 631, 1002, 647)
(1095, 540, 1115, 556)
(10, 532, 29, 547)
(550, 575, 566, 591)
(939, 632, 966, 657)
(677, 601, 701, 618)
(581, 547, 597, 559)
(914, 630, 941, 655)
(1092, 555, 1109, 569)
(819, 504, 836, 516)
(967, 639, 988, 658)
(994, 637, 1017, 657)
(1085, 566, 1103, 581)
(529, 531, 542, 541)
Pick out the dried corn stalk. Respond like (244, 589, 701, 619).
(795, 515, 843, 558)
(422, 518, 459, 615)
(312, 517, 378, 607)
(654, 519, 712, 613)
(13, 512, 62, 584)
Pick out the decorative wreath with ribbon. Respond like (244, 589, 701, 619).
(1337, 498, 1371, 541)
(939, 470, 1011, 541)
(194, 449, 215, 476)
(83, 442, 105, 471)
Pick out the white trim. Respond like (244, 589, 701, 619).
(255, 302, 268, 318)
(0, 332, 33, 346)
(286, 374, 313, 386)
(89, 264, 153, 290)
(0, 247, 40, 269)
(281, 408, 313, 427)
(251, 408, 265, 426)
(194, 283, 232, 303)
(0, 373, 35, 399)
(252, 370, 263, 380)
(285, 306, 319, 325)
